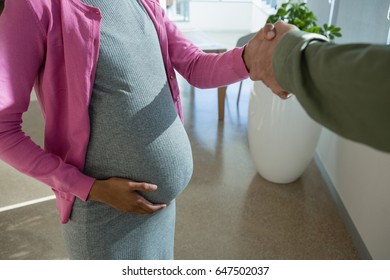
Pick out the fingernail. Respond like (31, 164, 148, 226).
(150, 184, 158, 190)
(281, 94, 292, 100)
(266, 28, 276, 38)
(279, 93, 288, 99)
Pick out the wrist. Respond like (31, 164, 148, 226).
(88, 179, 106, 202)
(242, 45, 251, 72)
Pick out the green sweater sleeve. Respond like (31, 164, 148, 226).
(273, 30, 390, 153)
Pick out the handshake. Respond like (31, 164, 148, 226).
(241, 21, 390, 153)
(243, 21, 299, 100)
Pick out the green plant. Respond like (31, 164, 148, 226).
(267, 0, 342, 40)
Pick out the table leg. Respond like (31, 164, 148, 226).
(218, 86, 227, 121)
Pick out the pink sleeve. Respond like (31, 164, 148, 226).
(0, 1, 94, 201)
(163, 11, 249, 88)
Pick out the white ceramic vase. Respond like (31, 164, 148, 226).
(248, 81, 322, 183)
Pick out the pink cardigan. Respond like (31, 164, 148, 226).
(0, 0, 248, 223)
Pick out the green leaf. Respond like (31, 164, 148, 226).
(269, 0, 342, 40)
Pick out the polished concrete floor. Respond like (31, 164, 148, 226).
(0, 75, 359, 260)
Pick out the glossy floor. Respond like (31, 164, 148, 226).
(0, 75, 359, 259)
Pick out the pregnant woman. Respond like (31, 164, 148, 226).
(0, 0, 251, 259)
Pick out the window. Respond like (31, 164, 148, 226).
(167, 0, 190, 22)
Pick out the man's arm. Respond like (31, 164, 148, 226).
(274, 29, 390, 153)
(245, 21, 390, 153)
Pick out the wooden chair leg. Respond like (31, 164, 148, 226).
(218, 86, 227, 121)
(237, 81, 243, 106)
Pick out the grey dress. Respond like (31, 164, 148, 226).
(62, 0, 193, 259)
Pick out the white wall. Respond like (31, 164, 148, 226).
(189, 0, 273, 32)
(312, 0, 390, 260)
(316, 130, 390, 259)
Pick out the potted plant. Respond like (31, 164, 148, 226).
(248, 0, 342, 184)
(267, 0, 341, 40)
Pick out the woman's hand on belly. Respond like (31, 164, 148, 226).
(87, 177, 167, 214)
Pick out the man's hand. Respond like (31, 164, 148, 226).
(88, 177, 167, 214)
(243, 21, 298, 99)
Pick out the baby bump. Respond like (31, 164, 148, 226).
(84, 115, 193, 205)
(129, 122, 194, 204)
(84, 83, 194, 205)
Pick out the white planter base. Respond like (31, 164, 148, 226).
(248, 82, 322, 184)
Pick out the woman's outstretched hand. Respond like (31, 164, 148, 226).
(88, 177, 166, 214)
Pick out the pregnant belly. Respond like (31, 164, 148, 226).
(133, 131, 194, 204)
(84, 115, 193, 205)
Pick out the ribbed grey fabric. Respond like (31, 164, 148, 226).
(63, 0, 193, 259)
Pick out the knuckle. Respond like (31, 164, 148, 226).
(250, 72, 259, 81)
(136, 198, 144, 206)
